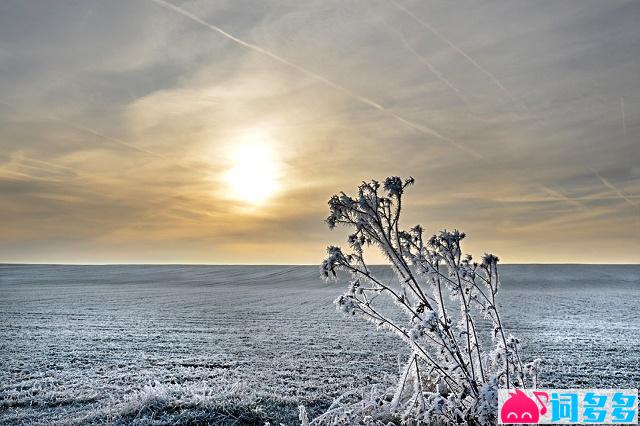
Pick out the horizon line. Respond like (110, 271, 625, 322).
(1, 262, 639, 266)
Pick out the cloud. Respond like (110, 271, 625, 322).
(0, 0, 638, 263)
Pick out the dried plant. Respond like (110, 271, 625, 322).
(314, 177, 541, 425)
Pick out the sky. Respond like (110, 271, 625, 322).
(0, 0, 639, 264)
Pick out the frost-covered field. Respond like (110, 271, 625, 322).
(1, 264, 638, 424)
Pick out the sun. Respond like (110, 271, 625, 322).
(224, 132, 280, 205)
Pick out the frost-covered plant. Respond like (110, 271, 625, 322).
(316, 177, 541, 425)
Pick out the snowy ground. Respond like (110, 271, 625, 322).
(1, 264, 638, 424)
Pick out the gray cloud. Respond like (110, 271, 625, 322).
(0, 0, 638, 263)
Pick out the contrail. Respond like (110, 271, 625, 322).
(389, 113, 482, 158)
(148, 0, 484, 159)
(539, 185, 588, 211)
(0, 167, 43, 180)
(0, 99, 162, 158)
(383, 19, 538, 126)
(389, 0, 530, 114)
(621, 97, 627, 136)
(56, 117, 164, 157)
(18, 156, 80, 174)
(13, 155, 99, 181)
(592, 169, 636, 208)
(384, 21, 470, 106)
(149, 0, 606, 213)
(1, 157, 85, 183)
(9, 158, 75, 178)
(387, 0, 610, 215)
(577, 194, 640, 202)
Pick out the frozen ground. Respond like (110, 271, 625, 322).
(1, 264, 638, 424)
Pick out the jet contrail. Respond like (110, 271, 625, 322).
(621, 97, 627, 136)
(2, 157, 88, 183)
(13, 155, 102, 181)
(148, 0, 484, 159)
(18, 156, 79, 173)
(56, 117, 164, 157)
(150, 0, 608, 212)
(593, 169, 636, 208)
(389, 112, 482, 158)
(387, 0, 609, 215)
(539, 185, 588, 211)
(389, 0, 531, 114)
(383, 21, 470, 106)
(0, 99, 162, 158)
(0, 167, 44, 180)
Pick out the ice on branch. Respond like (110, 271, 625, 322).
(312, 177, 541, 425)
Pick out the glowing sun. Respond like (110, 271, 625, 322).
(224, 132, 280, 205)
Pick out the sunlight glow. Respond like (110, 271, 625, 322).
(224, 131, 280, 205)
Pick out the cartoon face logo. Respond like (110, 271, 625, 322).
(501, 389, 548, 424)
